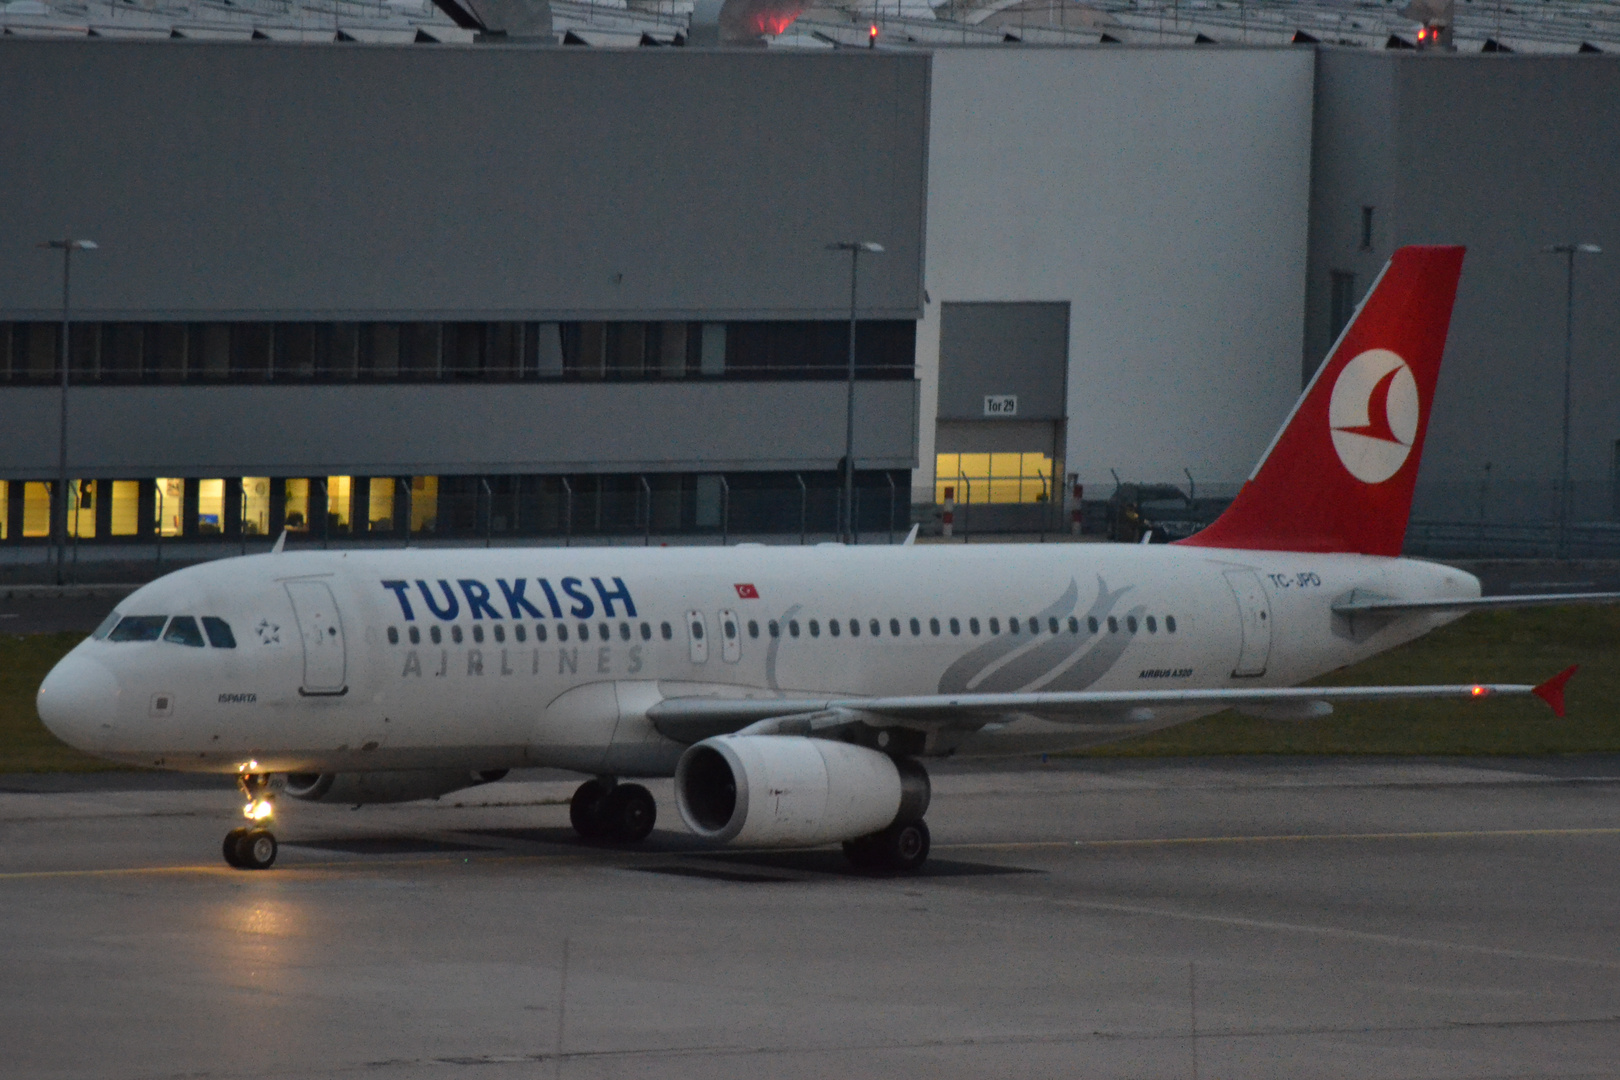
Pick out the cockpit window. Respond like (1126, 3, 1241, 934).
(92, 611, 122, 640)
(108, 615, 167, 642)
(201, 617, 237, 649)
(163, 616, 206, 648)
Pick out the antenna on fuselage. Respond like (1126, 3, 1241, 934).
(903, 524, 919, 546)
(270, 529, 288, 555)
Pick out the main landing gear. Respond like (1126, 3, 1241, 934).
(842, 819, 931, 874)
(223, 771, 278, 870)
(570, 777, 657, 845)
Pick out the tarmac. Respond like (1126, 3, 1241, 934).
(3, 756, 1618, 1080)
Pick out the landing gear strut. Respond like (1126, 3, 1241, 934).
(223, 771, 278, 870)
(570, 777, 657, 844)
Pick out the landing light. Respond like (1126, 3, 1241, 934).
(244, 798, 275, 821)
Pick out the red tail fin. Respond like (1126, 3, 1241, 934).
(1180, 245, 1465, 556)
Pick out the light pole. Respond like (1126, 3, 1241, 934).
(1543, 241, 1601, 559)
(827, 240, 883, 543)
(37, 237, 97, 585)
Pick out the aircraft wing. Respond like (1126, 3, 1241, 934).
(647, 667, 1576, 743)
(1333, 592, 1620, 615)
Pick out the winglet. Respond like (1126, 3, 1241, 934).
(270, 529, 288, 555)
(1532, 665, 1578, 718)
(903, 524, 919, 546)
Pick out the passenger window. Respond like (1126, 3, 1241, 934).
(1167, 615, 1178, 633)
(1008, 618, 1020, 635)
(452, 625, 464, 644)
(870, 619, 881, 637)
(472, 625, 485, 643)
(769, 620, 780, 638)
(1127, 616, 1138, 633)
(493, 625, 504, 643)
(829, 620, 841, 638)
(1146, 616, 1157, 633)
(949, 617, 960, 636)
(514, 624, 526, 643)
(989, 617, 1000, 635)
(809, 619, 820, 637)
(578, 622, 590, 641)
(968, 617, 979, 635)
(789, 620, 800, 637)
(691, 619, 704, 640)
(1107, 617, 1118, 633)
(849, 619, 859, 637)
(409, 626, 421, 645)
(109, 615, 167, 642)
(557, 624, 568, 642)
(620, 622, 631, 641)
(202, 617, 237, 648)
(1028, 617, 1040, 634)
(536, 623, 548, 642)
(910, 618, 921, 636)
(598, 623, 610, 642)
(889, 618, 900, 636)
(1068, 616, 1079, 634)
(724, 618, 738, 639)
(92, 611, 121, 640)
(387, 627, 399, 645)
(1088, 617, 1099, 634)
(163, 616, 205, 648)
(641, 622, 652, 641)
(661, 622, 673, 640)
(1049, 617, 1060, 634)
(431, 625, 442, 644)
(748, 620, 760, 639)
(929, 617, 940, 636)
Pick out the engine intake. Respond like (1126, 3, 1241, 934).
(674, 734, 928, 846)
(283, 768, 508, 805)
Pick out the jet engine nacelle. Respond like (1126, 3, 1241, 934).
(283, 768, 509, 805)
(674, 734, 929, 846)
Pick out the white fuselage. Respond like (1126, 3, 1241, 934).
(39, 543, 1479, 775)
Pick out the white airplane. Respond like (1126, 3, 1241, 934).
(37, 246, 1595, 873)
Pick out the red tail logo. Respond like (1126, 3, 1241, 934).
(1181, 245, 1465, 556)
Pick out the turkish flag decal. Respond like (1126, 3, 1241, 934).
(734, 583, 760, 599)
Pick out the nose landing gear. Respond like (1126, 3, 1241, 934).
(224, 771, 278, 870)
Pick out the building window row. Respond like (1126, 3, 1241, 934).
(0, 320, 915, 385)
(0, 471, 912, 544)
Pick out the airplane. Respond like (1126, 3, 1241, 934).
(35, 245, 1601, 874)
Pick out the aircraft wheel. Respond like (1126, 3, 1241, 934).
(569, 779, 610, 839)
(222, 826, 248, 869)
(845, 819, 930, 874)
(234, 828, 278, 870)
(600, 783, 657, 844)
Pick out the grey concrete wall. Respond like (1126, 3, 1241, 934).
(0, 41, 927, 322)
(936, 302, 1068, 421)
(1310, 51, 1620, 521)
(0, 381, 919, 476)
(917, 47, 1316, 495)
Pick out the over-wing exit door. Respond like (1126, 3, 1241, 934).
(1222, 569, 1272, 678)
(285, 580, 348, 694)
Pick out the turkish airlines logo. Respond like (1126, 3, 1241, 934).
(1328, 349, 1419, 484)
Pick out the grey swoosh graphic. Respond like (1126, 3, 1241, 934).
(937, 576, 1133, 694)
(1040, 602, 1147, 692)
(764, 603, 802, 692)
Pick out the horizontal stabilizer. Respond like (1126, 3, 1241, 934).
(1333, 592, 1620, 615)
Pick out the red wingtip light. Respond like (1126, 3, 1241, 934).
(1532, 665, 1578, 718)
(1470, 685, 1487, 697)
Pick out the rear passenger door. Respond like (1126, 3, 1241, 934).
(718, 608, 741, 663)
(685, 610, 708, 664)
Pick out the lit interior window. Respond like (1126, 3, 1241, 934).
(23, 482, 52, 537)
(326, 475, 352, 533)
(0, 481, 6, 540)
(154, 477, 184, 537)
(368, 477, 396, 533)
(934, 452, 1056, 505)
(411, 475, 438, 534)
(283, 478, 310, 532)
(67, 480, 95, 539)
(241, 477, 271, 536)
(110, 480, 140, 536)
(197, 479, 225, 535)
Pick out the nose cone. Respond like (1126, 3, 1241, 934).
(37, 652, 121, 753)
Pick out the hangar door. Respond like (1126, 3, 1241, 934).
(935, 303, 1069, 515)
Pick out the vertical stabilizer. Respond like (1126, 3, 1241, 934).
(1179, 245, 1465, 556)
